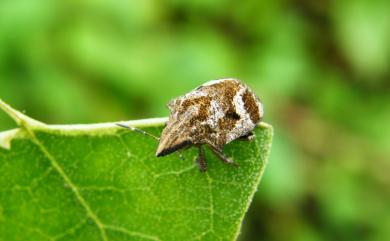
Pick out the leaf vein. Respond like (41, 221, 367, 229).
(23, 126, 109, 241)
(104, 225, 161, 241)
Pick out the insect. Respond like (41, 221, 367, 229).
(117, 78, 263, 172)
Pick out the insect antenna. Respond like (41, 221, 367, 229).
(116, 122, 185, 160)
(116, 122, 160, 141)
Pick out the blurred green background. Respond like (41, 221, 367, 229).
(0, 0, 389, 241)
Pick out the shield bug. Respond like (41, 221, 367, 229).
(117, 78, 263, 171)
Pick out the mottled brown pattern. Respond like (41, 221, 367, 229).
(217, 117, 237, 146)
(196, 124, 216, 141)
(180, 96, 211, 121)
(205, 80, 241, 135)
(211, 79, 240, 109)
(218, 108, 239, 133)
(242, 89, 261, 123)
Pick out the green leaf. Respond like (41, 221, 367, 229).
(0, 99, 273, 241)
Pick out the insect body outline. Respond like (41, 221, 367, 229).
(117, 78, 263, 171)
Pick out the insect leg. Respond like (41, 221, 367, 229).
(237, 131, 254, 141)
(208, 145, 239, 167)
(196, 145, 207, 172)
(116, 122, 160, 141)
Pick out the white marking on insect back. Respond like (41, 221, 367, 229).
(201, 78, 231, 87)
(186, 89, 208, 99)
(233, 86, 248, 119)
(257, 99, 264, 119)
(201, 79, 223, 87)
(226, 86, 256, 143)
(205, 100, 224, 128)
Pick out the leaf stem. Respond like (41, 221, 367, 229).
(0, 99, 45, 128)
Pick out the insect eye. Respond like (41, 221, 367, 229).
(226, 111, 240, 120)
